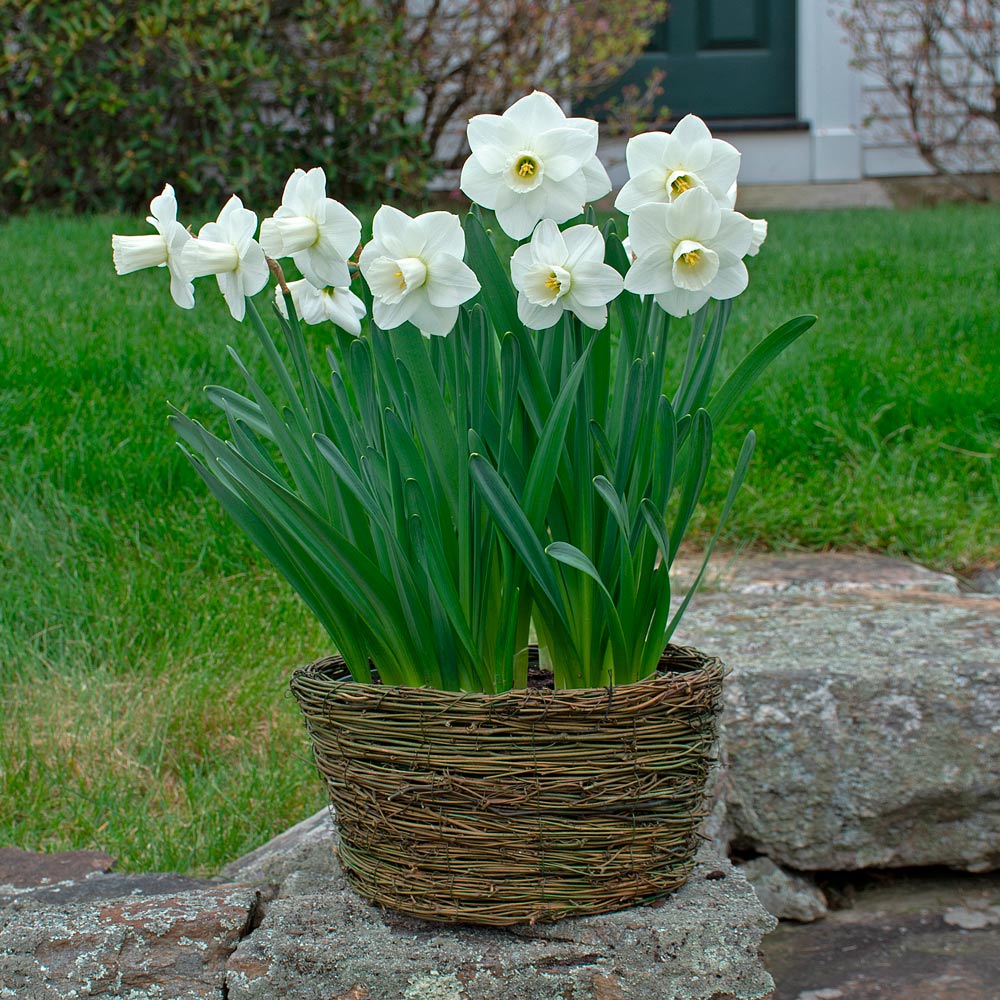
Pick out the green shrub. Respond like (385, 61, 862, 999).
(0, 0, 431, 213)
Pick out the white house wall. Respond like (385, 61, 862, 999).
(602, 0, 994, 186)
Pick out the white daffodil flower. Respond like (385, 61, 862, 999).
(274, 279, 366, 335)
(111, 184, 194, 309)
(259, 167, 361, 288)
(615, 115, 741, 216)
(358, 206, 480, 338)
(181, 195, 269, 322)
(747, 217, 768, 257)
(624, 187, 755, 318)
(460, 91, 611, 240)
(510, 220, 623, 331)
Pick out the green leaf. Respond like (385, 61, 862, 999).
(521, 330, 598, 529)
(463, 211, 520, 337)
(707, 315, 816, 430)
(669, 408, 713, 563)
(640, 498, 672, 565)
(589, 420, 616, 478)
(674, 299, 729, 418)
(545, 541, 628, 681)
(205, 386, 272, 440)
(665, 430, 756, 645)
(390, 328, 459, 522)
(469, 453, 568, 622)
(403, 479, 480, 676)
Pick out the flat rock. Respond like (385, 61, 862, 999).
(0, 859, 261, 1000)
(0, 847, 116, 892)
(673, 553, 1000, 872)
(222, 813, 777, 1000)
(763, 869, 1000, 999)
(674, 550, 962, 597)
(739, 858, 827, 923)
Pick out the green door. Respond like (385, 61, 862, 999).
(614, 0, 797, 121)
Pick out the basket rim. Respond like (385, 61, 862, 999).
(290, 642, 726, 707)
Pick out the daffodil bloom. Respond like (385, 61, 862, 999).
(259, 167, 361, 288)
(358, 206, 480, 338)
(510, 220, 623, 330)
(624, 187, 756, 318)
(460, 91, 611, 240)
(181, 195, 269, 322)
(748, 217, 768, 257)
(111, 184, 194, 309)
(274, 279, 366, 335)
(615, 115, 741, 216)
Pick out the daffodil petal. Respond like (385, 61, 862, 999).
(748, 217, 768, 256)
(168, 264, 195, 310)
(668, 115, 714, 171)
(217, 196, 258, 243)
(697, 139, 742, 197)
(532, 127, 597, 181)
(530, 218, 568, 264)
(413, 212, 465, 259)
(296, 246, 350, 289)
(654, 285, 711, 318)
(371, 205, 415, 256)
(509, 243, 534, 287)
(468, 115, 520, 165)
(627, 203, 670, 257)
(625, 131, 671, 176)
(517, 295, 563, 331)
(665, 188, 721, 241)
(324, 287, 365, 335)
(582, 155, 612, 201)
(323, 200, 363, 257)
(373, 294, 419, 331)
(504, 91, 568, 136)
(707, 259, 749, 300)
(615, 170, 668, 215)
(567, 261, 624, 306)
(217, 271, 247, 322)
(568, 300, 608, 329)
(424, 253, 480, 307)
(149, 184, 178, 227)
(561, 224, 605, 269)
(409, 296, 457, 337)
(714, 209, 754, 258)
(494, 186, 547, 240)
(238, 243, 270, 297)
(459, 156, 502, 210)
(624, 247, 674, 295)
(536, 170, 587, 225)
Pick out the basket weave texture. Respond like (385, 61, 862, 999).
(290, 645, 726, 926)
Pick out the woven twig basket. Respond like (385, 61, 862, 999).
(290, 645, 726, 925)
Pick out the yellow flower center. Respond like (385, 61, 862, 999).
(544, 272, 562, 293)
(680, 250, 701, 267)
(671, 174, 693, 196)
(393, 269, 405, 290)
(516, 156, 538, 178)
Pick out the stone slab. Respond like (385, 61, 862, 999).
(673, 550, 962, 597)
(739, 859, 827, 923)
(0, 880, 261, 1000)
(763, 870, 1000, 1000)
(222, 815, 777, 1000)
(671, 554, 1000, 872)
(0, 847, 115, 892)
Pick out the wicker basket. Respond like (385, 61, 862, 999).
(289, 645, 725, 925)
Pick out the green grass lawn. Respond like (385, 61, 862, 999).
(1, 205, 998, 873)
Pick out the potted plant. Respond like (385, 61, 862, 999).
(112, 92, 813, 925)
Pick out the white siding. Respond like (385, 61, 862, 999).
(853, 3, 1000, 177)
